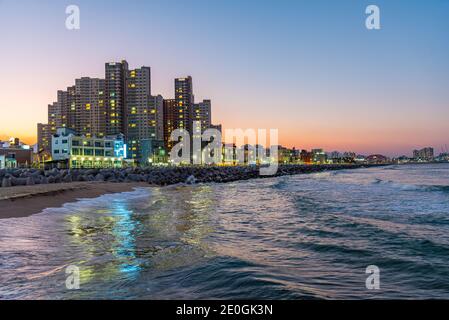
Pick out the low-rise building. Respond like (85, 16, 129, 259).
(140, 139, 167, 166)
(0, 147, 32, 168)
(413, 147, 434, 161)
(51, 128, 127, 168)
(312, 149, 327, 164)
(366, 154, 389, 164)
(300, 149, 313, 164)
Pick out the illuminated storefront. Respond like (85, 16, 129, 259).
(52, 128, 128, 168)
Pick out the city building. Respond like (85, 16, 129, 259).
(312, 149, 327, 164)
(413, 147, 434, 161)
(435, 153, 449, 162)
(37, 123, 51, 153)
(140, 139, 167, 165)
(51, 128, 127, 168)
(193, 99, 211, 133)
(0, 146, 33, 168)
(74, 77, 106, 138)
(300, 149, 313, 164)
(163, 99, 177, 151)
(105, 60, 129, 136)
(174, 76, 194, 132)
(125, 66, 164, 162)
(48, 99, 63, 135)
(278, 146, 293, 164)
(366, 154, 389, 164)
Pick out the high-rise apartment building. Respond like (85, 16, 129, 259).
(49, 90, 75, 133)
(37, 123, 51, 154)
(193, 99, 212, 133)
(48, 100, 63, 134)
(174, 76, 194, 132)
(105, 60, 128, 136)
(74, 77, 106, 138)
(163, 99, 177, 151)
(125, 67, 164, 161)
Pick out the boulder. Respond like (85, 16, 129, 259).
(95, 174, 105, 182)
(26, 176, 35, 186)
(1, 177, 11, 188)
(185, 175, 197, 185)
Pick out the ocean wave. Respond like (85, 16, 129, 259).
(371, 179, 449, 193)
(371, 178, 422, 191)
(423, 185, 449, 193)
(40, 187, 152, 216)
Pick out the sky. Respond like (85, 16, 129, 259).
(0, 0, 448, 156)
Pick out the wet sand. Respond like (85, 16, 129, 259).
(0, 182, 150, 219)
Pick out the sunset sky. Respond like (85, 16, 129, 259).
(0, 0, 448, 156)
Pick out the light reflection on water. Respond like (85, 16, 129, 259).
(1, 164, 449, 299)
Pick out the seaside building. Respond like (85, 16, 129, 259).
(125, 66, 164, 163)
(74, 77, 106, 138)
(48, 100, 63, 135)
(105, 60, 129, 136)
(37, 123, 52, 154)
(193, 99, 212, 133)
(140, 139, 167, 165)
(413, 147, 434, 161)
(0, 146, 33, 168)
(51, 128, 127, 168)
(174, 76, 194, 132)
(366, 154, 389, 164)
(163, 99, 177, 151)
(435, 153, 449, 162)
(278, 146, 293, 164)
(300, 149, 313, 164)
(311, 149, 326, 164)
(47, 90, 74, 136)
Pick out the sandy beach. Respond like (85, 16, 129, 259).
(0, 182, 149, 219)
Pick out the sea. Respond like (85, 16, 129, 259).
(1, 163, 449, 299)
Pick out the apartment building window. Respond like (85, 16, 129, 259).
(95, 149, 103, 156)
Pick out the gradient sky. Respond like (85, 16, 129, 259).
(0, 0, 448, 156)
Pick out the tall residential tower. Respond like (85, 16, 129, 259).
(105, 60, 128, 136)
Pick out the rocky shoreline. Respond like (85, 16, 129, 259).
(0, 164, 387, 188)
